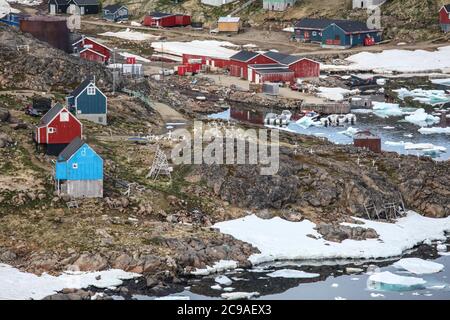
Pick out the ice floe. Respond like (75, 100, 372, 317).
(266, 269, 320, 279)
(393, 258, 444, 275)
(214, 211, 450, 265)
(339, 127, 359, 137)
(368, 271, 426, 291)
(0, 264, 140, 300)
(394, 88, 450, 106)
(191, 260, 238, 275)
(404, 108, 440, 127)
(215, 275, 233, 286)
(221, 291, 260, 300)
(418, 127, 450, 135)
(384, 141, 446, 153)
(372, 102, 405, 118)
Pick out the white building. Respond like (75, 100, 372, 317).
(352, 0, 386, 9)
(263, 0, 297, 11)
(201, 0, 237, 7)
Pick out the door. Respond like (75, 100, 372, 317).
(248, 67, 253, 81)
(50, 4, 56, 14)
(255, 73, 260, 84)
(80, 6, 85, 15)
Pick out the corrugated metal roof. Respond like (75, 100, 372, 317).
(39, 103, 64, 126)
(249, 63, 285, 69)
(69, 77, 93, 98)
(230, 50, 259, 62)
(218, 16, 240, 23)
(103, 4, 126, 12)
(73, 0, 99, 6)
(58, 137, 84, 161)
(256, 68, 293, 74)
(263, 51, 302, 65)
(294, 18, 337, 30)
(295, 18, 378, 32)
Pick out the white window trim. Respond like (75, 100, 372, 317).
(48, 127, 56, 133)
(87, 86, 96, 95)
(72, 163, 78, 169)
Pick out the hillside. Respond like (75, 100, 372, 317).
(101, 0, 450, 41)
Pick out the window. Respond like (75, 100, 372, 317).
(72, 163, 78, 169)
(60, 111, 69, 122)
(48, 127, 56, 133)
(87, 86, 96, 95)
(312, 31, 317, 36)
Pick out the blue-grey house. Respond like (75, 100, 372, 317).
(294, 18, 382, 48)
(55, 137, 103, 198)
(103, 4, 129, 22)
(66, 78, 107, 125)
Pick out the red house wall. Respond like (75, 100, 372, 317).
(144, 15, 178, 27)
(83, 38, 111, 61)
(80, 50, 106, 63)
(257, 72, 295, 84)
(36, 110, 82, 145)
(175, 15, 191, 26)
(440, 7, 450, 24)
(229, 54, 277, 79)
(288, 59, 320, 78)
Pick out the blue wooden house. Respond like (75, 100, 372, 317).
(321, 20, 381, 48)
(55, 137, 103, 198)
(0, 13, 29, 27)
(103, 4, 129, 22)
(66, 78, 107, 125)
(294, 18, 336, 43)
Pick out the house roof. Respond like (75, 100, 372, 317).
(255, 68, 294, 74)
(52, 0, 70, 5)
(72, 36, 112, 51)
(263, 51, 302, 65)
(248, 63, 286, 69)
(103, 4, 125, 12)
(218, 16, 240, 23)
(72, 0, 99, 6)
(148, 11, 173, 18)
(58, 137, 85, 161)
(39, 103, 64, 126)
(295, 18, 379, 33)
(442, 4, 450, 13)
(69, 77, 94, 98)
(80, 48, 106, 58)
(230, 50, 259, 62)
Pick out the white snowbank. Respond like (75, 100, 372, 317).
(100, 28, 159, 41)
(323, 46, 450, 73)
(418, 127, 450, 135)
(368, 271, 426, 288)
(393, 258, 444, 275)
(394, 88, 450, 106)
(431, 78, 450, 86)
(221, 292, 259, 300)
(151, 40, 238, 59)
(119, 52, 150, 63)
(214, 211, 450, 265)
(130, 21, 141, 27)
(317, 87, 357, 101)
(215, 275, 233, 286)
(282, 27, 294, 32)
(266, 269, 319, 279)
(404, 108, 440, 127)
(191, 260, 238, 275)
(372, 102, 404, 118)
(6, 0, 41, 5)
(0, 264, 140, 300)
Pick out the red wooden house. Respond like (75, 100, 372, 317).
(143, 12, 191, 27)
(229, 51, 277, 79)
(73, 36, 112, 63)
(34, 103, 83, 156)
(439, 5, 450, 32)
(262, 51, 320, 79)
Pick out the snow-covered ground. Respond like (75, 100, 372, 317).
(191, 260, 238, 275)
(317, 87, 358, 102)
(393, 258, 444, 275)
(118, 52, 150, 63)
(151, 40, 238, 60)
(322, 46, 450, 73)
(0, 264, 140, 300)
(6, 0, 41, 5)
(99, 28, 160, 41)
(214, 211, 450, 265)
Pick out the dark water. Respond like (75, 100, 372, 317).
(130, 240, 450, 300)
(208, 105, 450, 161)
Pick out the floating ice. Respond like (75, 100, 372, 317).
(191, 260, 238, 275)
(317, 87, 358, 101)
(221, 292, 260, 300)
(266, 269, 320, 279)
(293, 116, 322, 129)
(418, 127, 450, 135)
(404, 109, 440, 127)
(370, 293, 385, 298)
(208, 108, 230, 120)
(368, 271, 426, 291)
(393, 258, 444, 274)
(372, 102, 404, 118)
(215, 275, 233, 286)
(211, 284, 222, 290)
(222, 287, 235, 292)
(394, 88, 450, 106)
(339, 127, 359, 137)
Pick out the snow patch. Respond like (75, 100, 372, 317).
(266, 269, 320, 279)
(393, 258, 444, 274)
(118, 52, 150, 63)
(191, 260, 238, 275)
(221, 291, 260, 300)
(215, 275, 233, 286)
(100, 28, 159, 41)
(151, 40, 238, 60)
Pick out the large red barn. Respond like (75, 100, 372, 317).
(229, 51, 277, 79)
(34, 103, 83, 156)
(262, 51, 320, 78)
(73, 37, 112, 63)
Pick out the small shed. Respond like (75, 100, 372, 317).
(218, 16, 240, 33)
(73, 36, 112, 62)
(253, 68, 295, 84)
(34, 103, 83, 156)
(353, 130, 381, 153)
(263, 0, 297, 11)
(201, 0, 237, 6)
(143, 12, 191, 27)
(103, 4, 128, 22)
(439, 4, 450, 32)
(66, 78, 107, 125)
(55, 137, 103, 198)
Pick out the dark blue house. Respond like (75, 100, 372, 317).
(55, 137, 103, 198)
(0, 13, 29, 27)
(103, 4, 129, 22)
(66, 78, 107, 125)
(294, 18, 381, 48)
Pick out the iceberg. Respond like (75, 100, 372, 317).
(372, 102, 404, 118)
(418, 127, 450, 135)
(367, 271, 426, 291)
(215, 275, 233, 286)
(293, 116, 322, 129)
(317, 87, 358, 101)
(394, 88, 450, 106)
(404, 108, 440, 127)
(393, 258, 444, 274)
(221, 292, 260, 300)
(266, 269, 320, 279)
(339, 127, 359, 137)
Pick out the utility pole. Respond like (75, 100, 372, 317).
(113, 47, 117, 94)
(161, 40, 165, 81)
